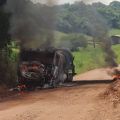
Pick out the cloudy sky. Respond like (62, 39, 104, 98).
(32, 0, 120, 5)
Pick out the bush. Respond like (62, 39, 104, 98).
(0, 51, 17, 87)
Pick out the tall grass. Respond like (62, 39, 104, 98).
(73, 46, 106, 73)
(109, 28, 120, 36)
(112, 44, 120, 64)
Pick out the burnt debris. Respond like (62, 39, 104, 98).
(17, 48, 75, 89)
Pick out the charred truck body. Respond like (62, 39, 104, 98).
(17, 48, 75, 89)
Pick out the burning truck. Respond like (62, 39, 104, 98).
(17, 48, 75, 90)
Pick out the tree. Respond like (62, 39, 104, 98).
(0, 0, 10, 49)
(0, 0, 17, 87)
(110, 1, 120, 9)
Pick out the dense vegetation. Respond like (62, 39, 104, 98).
(0, 0, 10, 49)
(55, 1, 120, 35)
(0, 1, 17, 87)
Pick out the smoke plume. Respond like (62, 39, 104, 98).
(5, 0, 118, 67)
(5, 0, 56, 48)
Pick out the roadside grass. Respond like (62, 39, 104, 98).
(73, 44, 120, 74)
(73, 46, 105, 74)
(109, 28, 120, 36)
(112, 44, 120, 63)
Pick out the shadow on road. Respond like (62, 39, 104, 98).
(63, 79, 115, 87)
(73, 79, 115, 84)
(8, 79, 116, 92)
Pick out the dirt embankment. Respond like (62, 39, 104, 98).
(0, 68, 120, 120)
(101, 80, 120, 107)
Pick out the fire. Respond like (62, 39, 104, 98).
(17, 84, 26, 92)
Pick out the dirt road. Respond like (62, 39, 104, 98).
(0, 68, 120, 120)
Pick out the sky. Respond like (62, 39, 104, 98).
(32, 0, 120, 5)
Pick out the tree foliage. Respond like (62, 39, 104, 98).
(55, 1, 120, 34)
(0, 0, 10, 49)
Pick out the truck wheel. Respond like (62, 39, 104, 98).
(65, 74, 73, 82)
(50, 79, 58, 88)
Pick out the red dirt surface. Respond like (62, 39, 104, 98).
(0, 68, 120, 120)
(102, 79, 120, 107)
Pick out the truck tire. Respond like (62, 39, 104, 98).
(65, 74, 73, 82)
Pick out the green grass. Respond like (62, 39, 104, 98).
(71, 29, 120, 74)
(54, 31, 67, 39)
(54, 31, 68, 45)
(54, 31, 93, 46)
(109, 28, 120, 36)
(73, 46, 105, 74)
(112, 44, 120, 63)
(72, 44, 120, 74)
